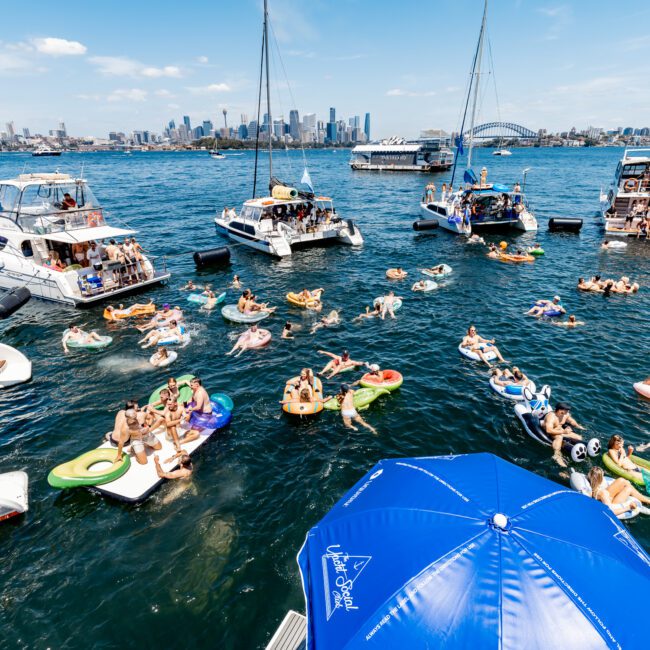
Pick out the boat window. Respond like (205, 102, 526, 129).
(0, 236, 7, 251)
(621, 164, 647, 179)
(0, 185, 20, 215)
(20, 241, 34, 257)
(18, 182, 97, 216)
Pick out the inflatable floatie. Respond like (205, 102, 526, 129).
(48, 449, 131, 489)
(458, 343, 497, 362)
(0, 471, 29, 522)
(210, 392, 234, 412)
(569, 469, 642, 520)
(149, 350, 178, 368)
(149, 373, 195, 409)
(633, 382, 650, 399)
(103, 303, 156, 320)
(360, 369, 403, 391)
(605, 241, 628, 249)
(187, 291, 226, 305)
(236, 328, 272, 350)
(498, 253, 535, 263)
(530, 301, 564, 318)
(386, 269, 408, 280)
(63, 330, 112, 350)
(286, 289, 323, 308)
(373, 296, 403, 312)
(157, 324, 191, 347)
(411, 280, 438, 292)
(602, 452, 650, 488)
(221, 304, 270, 324)
(489, 377, 537, 401)
(324, 387, 389, 411)
(282, 376, 324, 416)
(527, 247, 545, 256)
(422, 264, 452, 278)
(188, 400, 233, 431)
(513, 386, 601, 462)
(0, 343, 32, 389)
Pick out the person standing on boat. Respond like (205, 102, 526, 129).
(480, 167, 488, 188)
(60, 193, 76, 210)
(441, 183, 447, 203)
(86, 242, 102, 267)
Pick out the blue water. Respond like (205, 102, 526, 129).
(0, 148, 648, 649)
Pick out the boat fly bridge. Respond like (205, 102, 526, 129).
(0, 173, 170, 305)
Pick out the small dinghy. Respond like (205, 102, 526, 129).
(0, 343, 32, 388)
(0, 471, 29, 522)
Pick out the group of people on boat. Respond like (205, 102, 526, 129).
(263, 201, 336, 234)
(577, 275, 640, 295)
(605, 201, 650, 235)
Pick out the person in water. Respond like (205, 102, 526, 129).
(231, 275, 241, 289)
(380, 291, 402, 320)
(411, 280, 430, 292)
(544, 402, 585, 467)
(62, 325, 104, 352)
(154, 453, 193, 480)
(461, 325, 506, 367)
(200, 289, 218, 311)
(288, 368, 316, 400)
(490, 366, 530, 387)
(386, 268, 408, 280)
(311, 310, 340, 334)
(607, 435, 647, 478)
(588, 466, 650, 515)
(353, 303, 382, 321)
(553, 314, 585, 328)
(150, 347, 170, 366)
(486, 243, 500, 259)
(318, 350, 365, 378)
(137, 304, 183, 332)
(282, 321, 294, 339)
(139, 319, 183, 348)
(337, 384, 378, 434)
(104, 301, 154, 319)
(182, 280, 203, 291)
(227, 324, 269, 356)
(526, 296, 565, 318)
(422, 264, 447, 276)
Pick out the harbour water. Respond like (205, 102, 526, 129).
(0, 148, 648, 649)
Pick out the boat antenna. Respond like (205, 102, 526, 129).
(79, 161, 85, 180)
(252, 14, 266, 197)
(466, 0, 488, 172)
(264, 0, 273, 185)
(450, 0, 487, 188)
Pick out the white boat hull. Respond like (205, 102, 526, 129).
(0, 343, 32, 388)
(0, 471, 29, 521)
(420, 202, 537, 234)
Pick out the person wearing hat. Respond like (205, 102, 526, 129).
(526, 296, 565, 318)
(544, 402, 586, 467)
(317, 349, 366, 379)
(337, 384, 377, 435)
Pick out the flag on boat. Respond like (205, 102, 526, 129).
(455, 134, 464, 156)
(464, 168, 478, 185)
(301, 167, 314, 192)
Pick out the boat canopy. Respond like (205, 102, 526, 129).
(38, 225, 135, 244)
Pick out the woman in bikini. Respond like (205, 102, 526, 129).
(607, 435, 646, 477)
(588, 467, 650, 517)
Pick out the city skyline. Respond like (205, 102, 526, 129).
(1, 0, 650, 139)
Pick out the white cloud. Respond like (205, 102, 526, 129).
(186, 83, 232, 94)
(386, 88, 435, 97)
(196, 55, 209, 64)
(624, 35, 650, 51)
(33, 37, 87, 56)
(154, 89, 174, 97)
(89, 56, 183, 78)
(107, 88, 148, 102)
(536, 5, 571, 40)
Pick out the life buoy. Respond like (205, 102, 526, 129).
(624, 179, 639, 192)
(86, 211, 101, 227)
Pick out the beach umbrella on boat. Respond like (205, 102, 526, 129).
(297, 453, 650, 649)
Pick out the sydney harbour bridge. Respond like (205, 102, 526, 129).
(464, 122, 538, 139)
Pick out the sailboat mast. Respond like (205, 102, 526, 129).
(467, 0, 488, 171)
(264, 0, 272, 182)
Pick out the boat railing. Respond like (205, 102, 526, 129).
(65, 253, 167, 299)
(623, 148, 650, 160)
(17, 207, 107, 235)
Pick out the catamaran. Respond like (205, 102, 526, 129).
(214, 0, 363, 257)
(0, 172, 170, 305)
(419, 0, 537, 235)
(599, 148, 650, 236)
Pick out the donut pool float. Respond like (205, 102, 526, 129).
(633, 382, 650, 399)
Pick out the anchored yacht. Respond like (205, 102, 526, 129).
(599, 148, 650, 236)
(0, 173, 170, 305)
(32, 145, 61, 157)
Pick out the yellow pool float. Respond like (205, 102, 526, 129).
(282, 376, 324, 416)
(103, 302, 156, 320)
(286, 289, 323, 308)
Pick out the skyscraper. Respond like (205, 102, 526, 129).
(289, 109, 300, 141)
(58, 122, 67, 137)
(5, 122, 15, 140)
(364, 113, 371, 141)
(329, 107, 336, 123)
(203, 120, 213, 137)
(169, 119, 176, 130)
(183, 115, 191, 132)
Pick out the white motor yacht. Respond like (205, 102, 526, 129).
(600, 148, 650, 236)
(493, 149, 512, 156)
(0, 173, 170, 305)
(32, 145, 61, 157)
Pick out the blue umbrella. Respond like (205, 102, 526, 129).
(298, 453, 650, 649)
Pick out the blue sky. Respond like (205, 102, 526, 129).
(1, 0, 649, 138)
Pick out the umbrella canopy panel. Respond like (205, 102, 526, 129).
(298, 453, 650, 649)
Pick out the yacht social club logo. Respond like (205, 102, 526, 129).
(322, 545, 372, 620)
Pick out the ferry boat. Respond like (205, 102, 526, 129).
(419, 1, 537, 235)
(349, 131, 453, 172)
(214, 0, 363, 258)
(599, 148, 650, 236)
(0, 173, 170, 305)
(32, 145, 61, 157)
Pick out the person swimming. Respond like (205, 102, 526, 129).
(317, 349, 365, 378)
(353, 304, 382, 321)
(311, 310, 340, 334)
(337, 384, 377, 434)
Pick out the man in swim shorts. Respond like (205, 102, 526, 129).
(116, 408, 162, 465)
(154, 453, 193, 480)
(544, 402, 585, 467)
(62, 325, 104, 352)
(338, 384, 377, 434)
(163, 397, 185, 451)
(380, 291, 402, 320)
(318, 349, 365, 378)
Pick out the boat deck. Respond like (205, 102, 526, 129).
(266, 611, 306, 650)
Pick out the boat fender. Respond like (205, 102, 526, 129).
(193, 246, 231, 269)
(548, 217, 583, 233)
(0, 287, 31, 319)
(412, 219, 439, 231)
(624, 179, 639, 192)
(347, 219, 356, 235)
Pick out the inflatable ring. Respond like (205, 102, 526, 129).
(373, 296, 403, 312)
(527, 248, 545, 256)
(386, 269, 407, 280)
(324, 387, 389, 411)
(633, 382, 650, 399)
(489, 377, 537, 401)
(103, 303, 156, 320)
(63, 330, 112, 350)
(48, 448, 130, 489)
(624, 179, 639, 192)
(602, 452, 650, 487)
(498, 253, 535, 263)
(360, 369, 403, 391)
(210, 393, 234, 412)
(221, 304, 271, 323)
(149, 374, 195, 409)
(422, 264, 452, 278)
(286, 290, 323, 308)
(282, 376, 324, 416)
(188, 400, 232, 432)
(458, 343, 497, 362)
(149, 350, 178, 367)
